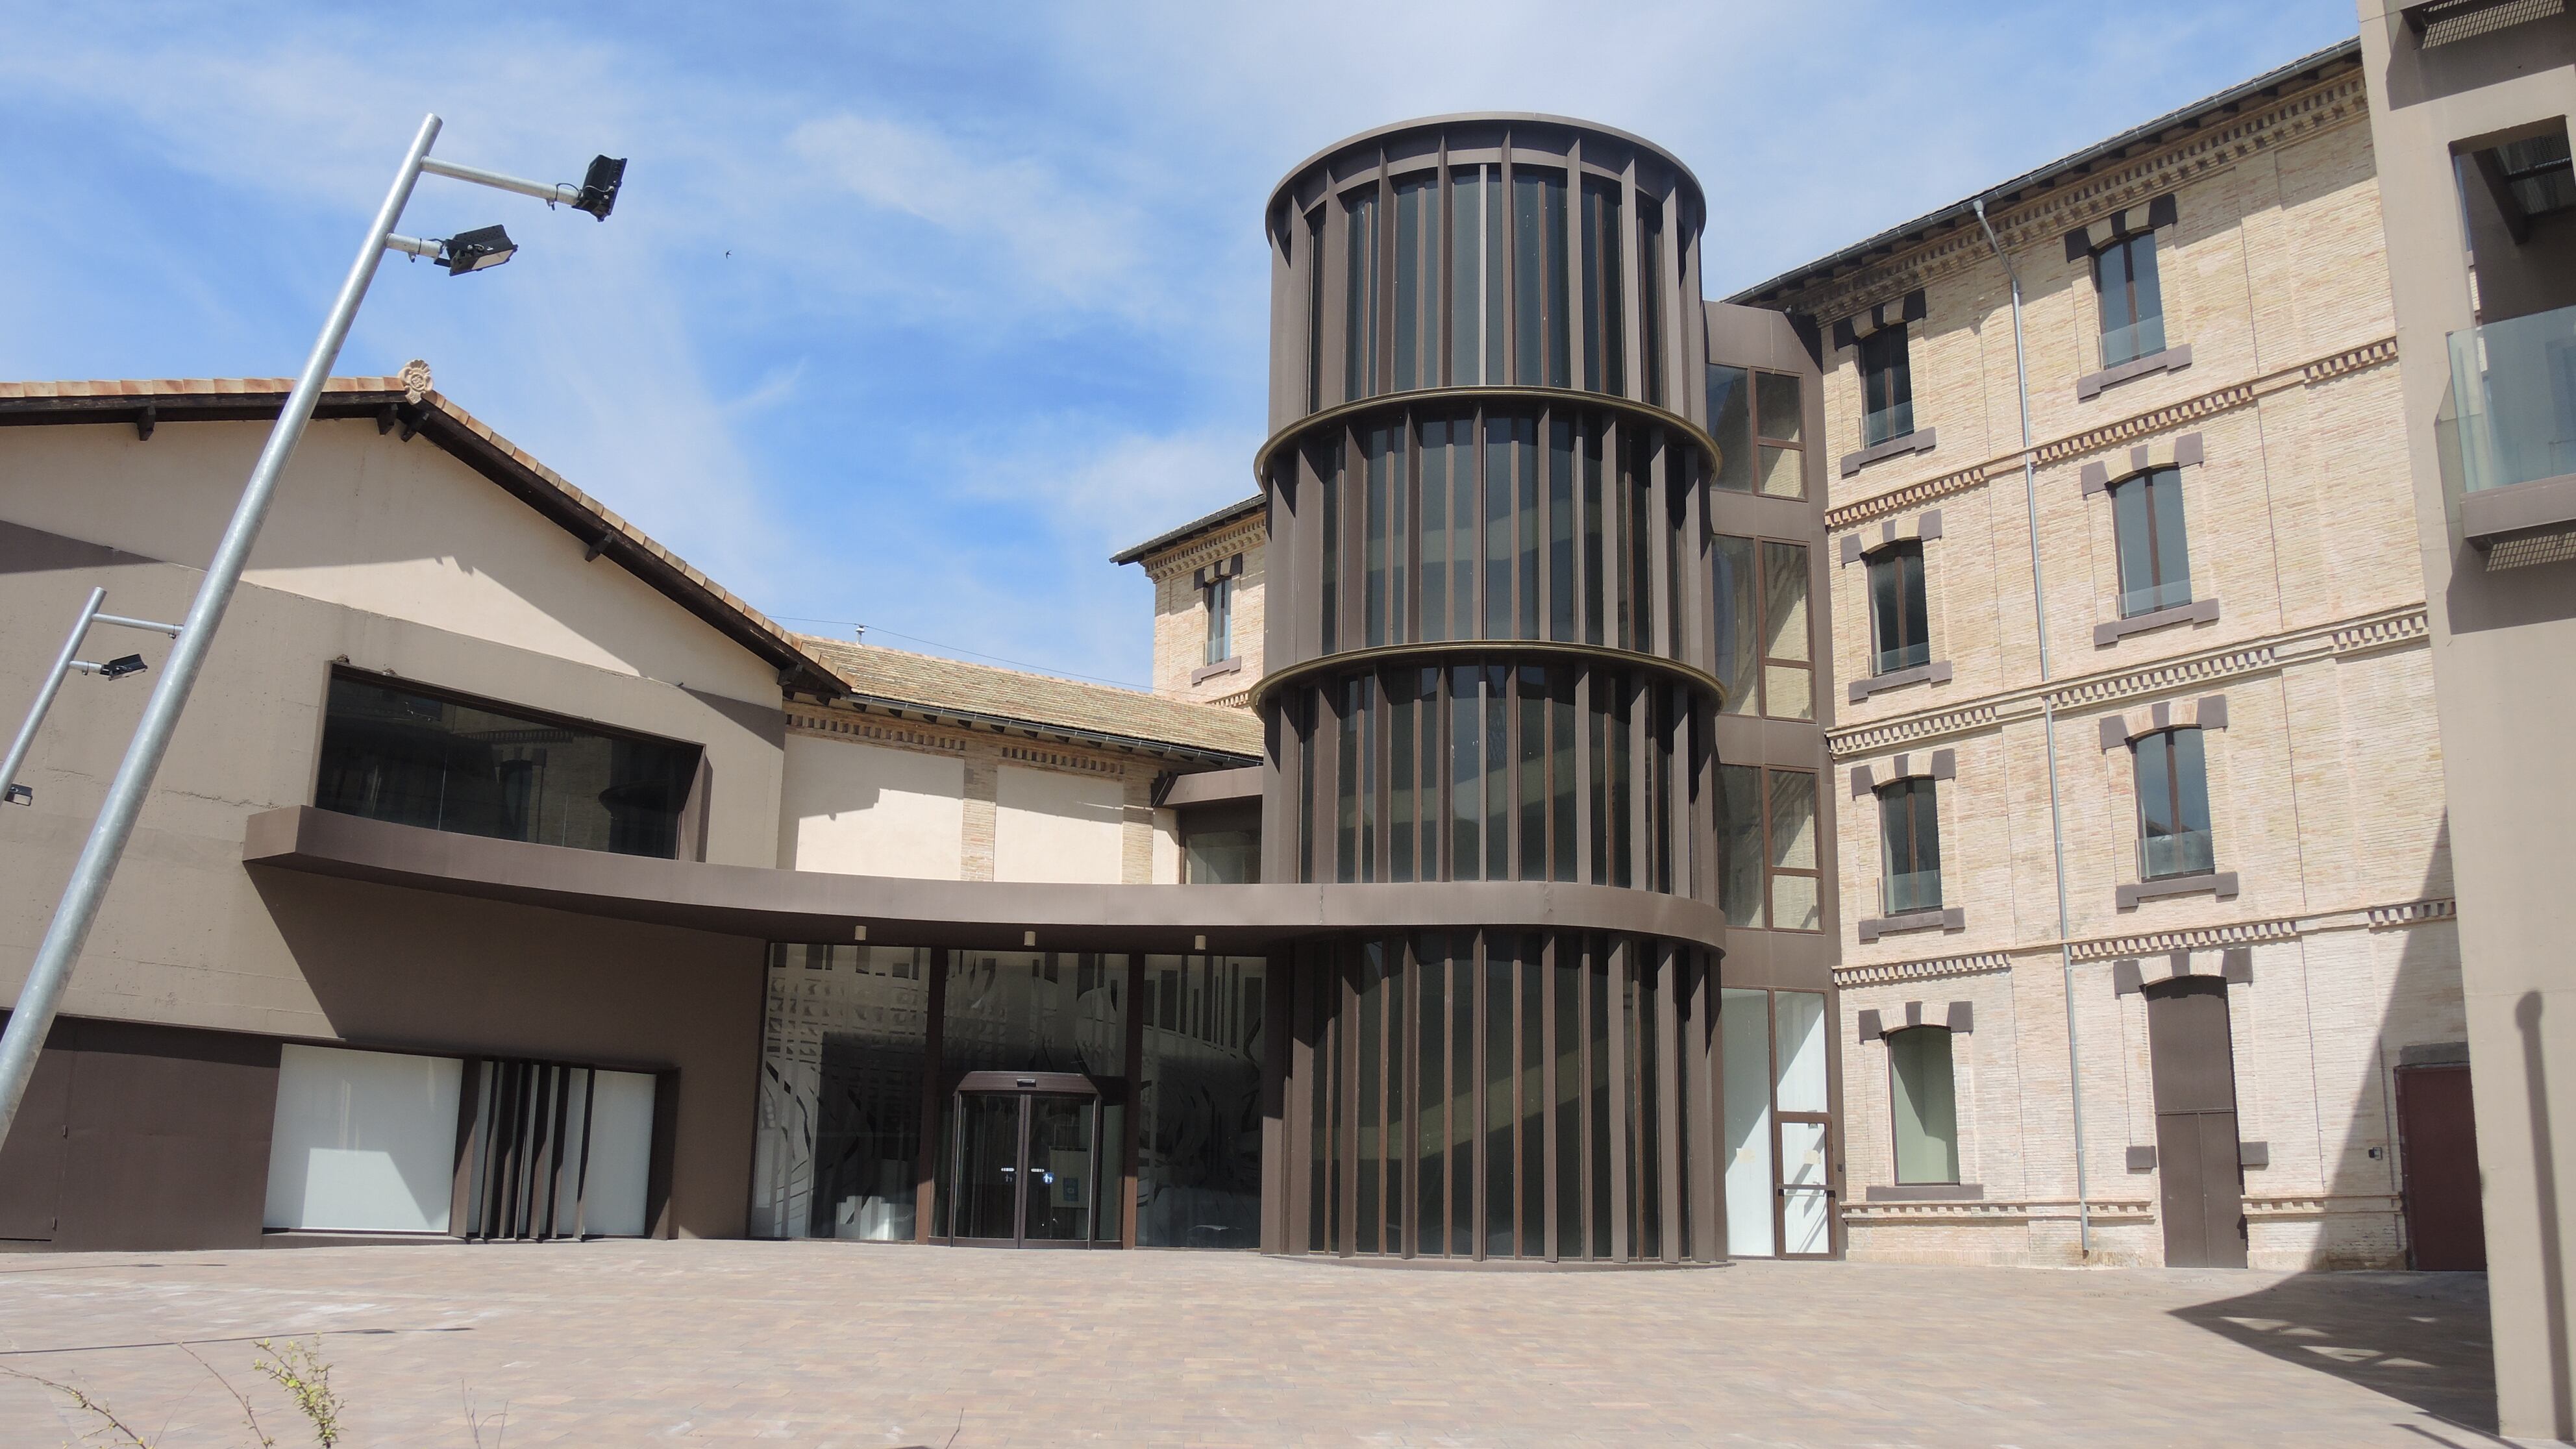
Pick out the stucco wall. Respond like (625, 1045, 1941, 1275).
(994, 764, 1124, 884)
(779, 735, 967, 879)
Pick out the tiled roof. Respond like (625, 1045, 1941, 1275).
(1110, 493, 1264, 565)
(795, 634, 1262, 760)
(0, 372, 846, 693)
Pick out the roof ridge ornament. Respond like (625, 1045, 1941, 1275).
(400, 358, 433, 404)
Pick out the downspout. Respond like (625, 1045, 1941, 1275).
(1973, 195, 2092, 1260)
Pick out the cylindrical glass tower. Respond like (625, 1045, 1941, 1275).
(1255, 116, 1729, 1265)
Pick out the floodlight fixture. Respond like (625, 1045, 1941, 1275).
(0, 113, 639, 1161)
(3, 784, 29, 806)
(421, 153, 629, 222)
(572, 156, 626, 221)
(438, 225, 517, 274)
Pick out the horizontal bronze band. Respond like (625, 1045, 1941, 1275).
(1253, 638, 1726, 712)
(1252, 385, 1724, 489)
(243, 806, 1727, 955)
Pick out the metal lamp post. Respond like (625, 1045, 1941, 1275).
(0, 114, 626, 1151)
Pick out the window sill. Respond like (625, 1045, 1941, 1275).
(1839, 427, 1938, 478)
(2077, 343, 2192, 401)
(1848, 659, 1951, 704)
(2094, 596, 2218, 647)
(2116, 870, 2238, 910)
(1189, 656, 1243, 685)
(1863, 1183, 1983, 1202)
(1855, 906, 1963, 944)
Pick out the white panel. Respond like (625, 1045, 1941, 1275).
(781, 736, 966, 879)
(1722, 989, 1776, 1257)
(995, 765, 1124, 884)
(264, 1044, 462, 1233)
(1781, 1119, 1833, 1254)
(1775, 989, 1829, 1113)
(579, 1069, 657, 1237)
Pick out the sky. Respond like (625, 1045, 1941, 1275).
(0, 2, 2360, 691)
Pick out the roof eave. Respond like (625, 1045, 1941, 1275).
(1723, 36, 2364, 311)
(0, 384, 845, 697)
(1110, 494, 1264, 566)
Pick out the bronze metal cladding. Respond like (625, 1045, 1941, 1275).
(1252, 116, 1729, 1264)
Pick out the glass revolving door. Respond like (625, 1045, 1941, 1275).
(942, 1071, 1115, 1248)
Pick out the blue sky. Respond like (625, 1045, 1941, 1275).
(1, 2, 2358, 690)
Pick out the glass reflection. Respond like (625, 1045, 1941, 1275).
(751, 945, 928, 1242)
(1136, 956, 1267, 1248)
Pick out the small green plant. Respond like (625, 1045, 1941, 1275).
(252, 1338, 343, 1448)
(0, 1363, 157, 1446)
(178, 1341, 272, 1448)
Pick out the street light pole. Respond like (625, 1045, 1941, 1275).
(0, 118, 450, 1146)
(0, 117, 625, 1158)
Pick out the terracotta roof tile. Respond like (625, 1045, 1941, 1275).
(795, 634, 1261, 760)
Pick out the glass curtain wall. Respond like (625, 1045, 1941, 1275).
(1307, 407, 1702, 656)
(750, 945, 934, 1241)
(1286, 930, 1715, 1262)
(1137, 956, 1269, 1248)
(1294, 663, 1696, 889)
(1317, 160, 1677, 404)
(315, 671, 701, 858)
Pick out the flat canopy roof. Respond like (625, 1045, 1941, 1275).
(247, 806, 1726, 954)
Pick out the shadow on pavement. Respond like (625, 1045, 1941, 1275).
(2169, 1270, 2499, 1437)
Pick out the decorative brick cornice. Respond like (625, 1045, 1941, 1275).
(1824, 336, 2398, 531)
(787, 706, 969, 754)
(1143, 517, 1265, 584)
(1786, 69, 2368, 326)
(2066, 914, 2305, 964)
(1836, 893, 2457, 981)
(1000, 743, 1128, 777)
(2367, 898, 2457, 930)
(1844, 1197, 2157, 1224)
(1824, 604, 2431, 758)
(1833, 951, 2013, 987)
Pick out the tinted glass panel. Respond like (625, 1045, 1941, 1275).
(316, 673, 699, 858)
(1707, 364, 1752, 495)
(1889, 1027, 1959, 1184)
(1755, 372, 1802, 443)
(1137, 956, 1267, 1248)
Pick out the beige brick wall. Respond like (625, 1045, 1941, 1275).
(1809, 79, 2464, 1269)
(1142, 519, 1266, 706)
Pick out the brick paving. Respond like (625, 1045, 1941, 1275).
(0, 1242, 2499, 1446)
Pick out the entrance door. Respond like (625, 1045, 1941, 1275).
(943, 1072, 1109, 1248)
(2145, 978, 2247, 1269)
(1777, 1116, 1835, 1257)
(2396, 1063, 2486, 1270)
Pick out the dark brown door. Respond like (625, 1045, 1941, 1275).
(2396, 1064, 2486, 1270)
(0, 1045, 71, 1241)
(2145, 978, 2246, 1269)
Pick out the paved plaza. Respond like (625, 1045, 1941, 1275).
(0, 1241, 2500, 1446)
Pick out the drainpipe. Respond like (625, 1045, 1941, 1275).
(1974, 195, 2092, 1260)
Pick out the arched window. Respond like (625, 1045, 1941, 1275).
(1887, 1025, 1959, 1185)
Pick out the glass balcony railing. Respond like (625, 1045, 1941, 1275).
(1885, 868, 1942, 916)
(1863, 399, 1914, 447)
(2142, 828, 2214, 881)
(2101, 314, 2168, 368)
(1874, 639, 1931, 676)
(2120, 578, 2194, 618)
(2449, 303, 2576, 496)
